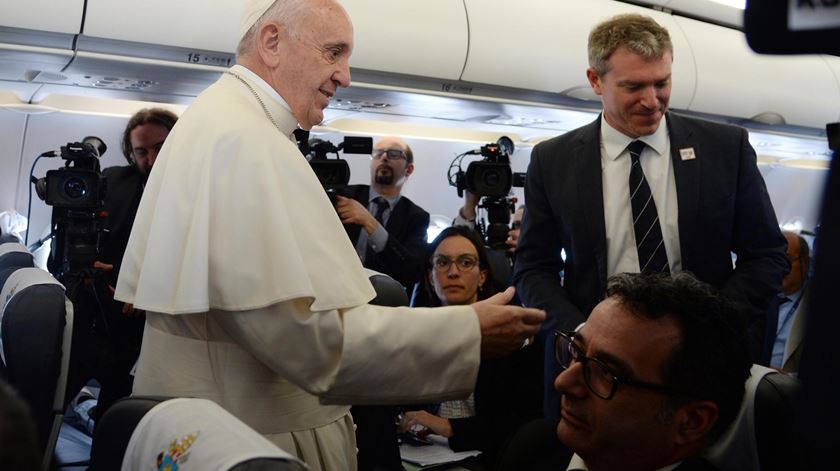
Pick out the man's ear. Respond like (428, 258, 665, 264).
(586, 68, 603, 96)
(405, 163, 415, 178)
(256, 21, 284, 67)
(673, 400, 719, 446)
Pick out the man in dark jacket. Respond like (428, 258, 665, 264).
(336, 136, 429, 288)
(68, 108, 177, 421)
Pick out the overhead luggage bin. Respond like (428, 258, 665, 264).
(342, 0, 469, 81)
(82, 0, 241, 53)
(0, 0, 84, 34)
(460, 0, 698, 111)
(676, 15, 840, 129)
(0, 0, 82, 82)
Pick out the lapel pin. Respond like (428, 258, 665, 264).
(679, 147, 696, 161)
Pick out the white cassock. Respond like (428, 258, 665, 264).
(115, 65, 480, 470)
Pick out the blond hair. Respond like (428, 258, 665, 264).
(588, 14, 672, 76)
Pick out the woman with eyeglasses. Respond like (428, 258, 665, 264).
(400, 226, 542, 468)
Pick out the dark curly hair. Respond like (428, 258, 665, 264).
(605, 272, 751, 441)
(120, 108, 179, 165)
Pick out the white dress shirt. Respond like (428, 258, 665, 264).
(599, 115, 682, 276)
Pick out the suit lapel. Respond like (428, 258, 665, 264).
(574, 119, 608, 288)
(386, 198, 405, 235)
(667, 113, 701, 266)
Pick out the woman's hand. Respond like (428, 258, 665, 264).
(399, 410, 454, 438)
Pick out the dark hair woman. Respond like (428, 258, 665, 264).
(401, 225, 542, 468)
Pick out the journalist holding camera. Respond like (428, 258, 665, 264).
(448, 136, 526, 264)
(67, 107, 178, 422)
(455, 193, 525, 257)
(336, 136, 430, 288)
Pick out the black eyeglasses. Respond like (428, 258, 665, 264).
(371, 149, 408, 161)
(432, 254, 479, 272)
(554, 330, 684, 400)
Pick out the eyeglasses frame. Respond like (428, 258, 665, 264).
(371, 149, 408, 161)
(431, 254, 480, 273)
(553, 330, 686, 400)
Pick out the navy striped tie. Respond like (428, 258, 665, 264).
(627, 141, 670, 273)
(372, 196, 389, 224)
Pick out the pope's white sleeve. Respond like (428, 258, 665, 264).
(211, 300, 481, 404)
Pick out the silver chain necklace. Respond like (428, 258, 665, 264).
(225, 71, 281, 132)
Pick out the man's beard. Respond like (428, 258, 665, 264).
(374, 166, 395, 185)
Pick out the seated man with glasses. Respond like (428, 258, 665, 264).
(336, 136, 430, 288)
(554, 272, 751, 471)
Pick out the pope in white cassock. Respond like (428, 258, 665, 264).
(114, 0, 545, 469)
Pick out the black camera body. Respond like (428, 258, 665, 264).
(297, 135, 373, 202)
(43, 141, 106, 209)
(450, 137, 525, 250)
(35, 137, 108, 281)
(459, 138, 515, 198)
(465, 161, 513, 198)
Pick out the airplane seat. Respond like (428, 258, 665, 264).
(0, 233, 22, 244)
(0, 267, 74, 470)
(368, 271, 409, 307)
(753, 371, 806, 470)
(409, 281, 429, 307)
(704, 364, 805, 471)
(89, 396, 306, 471)
(495, 417, 574, 471)
(486, 247, 513, 292)
(0, 241, 35, 272)
(354, 270, 407, 471)
(88, 396, 168, 470)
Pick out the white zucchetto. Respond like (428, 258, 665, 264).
(239, 0, 276, 43)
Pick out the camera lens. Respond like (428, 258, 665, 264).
(63, 177, 88, 199)
(483, 169, 501, 187)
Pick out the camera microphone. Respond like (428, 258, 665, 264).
(82, 136, 107, 158)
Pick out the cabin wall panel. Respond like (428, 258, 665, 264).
(0, 111, 27, 214)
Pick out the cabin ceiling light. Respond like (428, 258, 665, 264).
(750, 112, 786, 126)
(559, 86, 600, 102)
(484, 116, 551, 126)
(778, 158, 830, 170)
(781, 219, 804, 233)
(0, 103, 59, 115)
(705, 0, 746, 9)
(329, 98, 393, 111)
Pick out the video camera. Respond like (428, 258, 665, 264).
(293, 130, 373, 202)
(33, 136, 107, 281)
(448, 136, 526, 250)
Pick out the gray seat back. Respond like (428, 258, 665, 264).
(0, 267, 73, 470)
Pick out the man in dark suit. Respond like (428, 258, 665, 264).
(512, 14, 788, 419)
(556, 273, 751, 471)
(336, 136, 429, 288)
